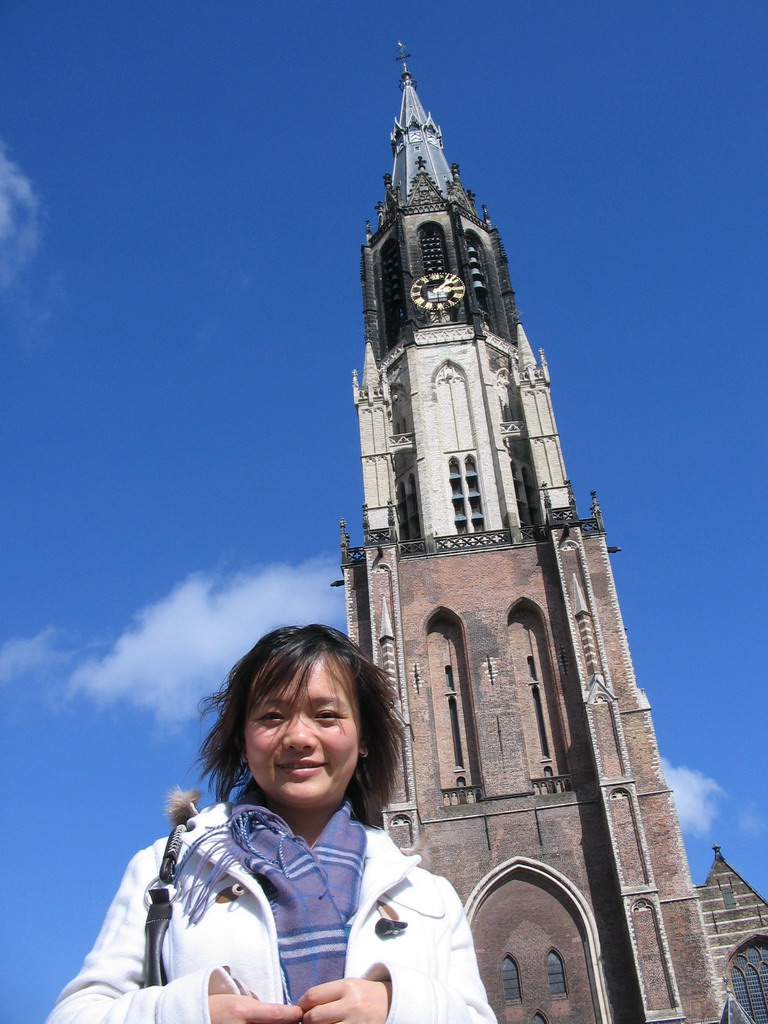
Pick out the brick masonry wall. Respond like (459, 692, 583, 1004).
(390, 544, 645, 1019)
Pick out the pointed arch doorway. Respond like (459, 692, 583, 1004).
(465, 858, 611, 1024)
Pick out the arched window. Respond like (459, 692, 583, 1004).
(465, 232, 488, 311)
(418, 223, 447, 274)
(502, 955, 521, 1002)
(731, 942, 768, 1024)
(546, 950, 566, 996)
(426, 613, 480, 791)
(381, 240, 404, 349)
(531, 1014, 548, 1024)
(507, 602, 566, 783)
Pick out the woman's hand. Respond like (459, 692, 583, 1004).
(298, 979, 392, 1024)
(208, 994, 304, 1024)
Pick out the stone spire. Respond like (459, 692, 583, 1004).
(516, 321, 538, 371)
(391, 50, 452, 203)
(361, 338, 379, 389)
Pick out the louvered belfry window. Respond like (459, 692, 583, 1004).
(465, 232, 488, 311)
(419, 223, 447, 274)
(381, 240, 404, 349)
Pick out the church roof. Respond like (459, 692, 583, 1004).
(391, 60, 452, 203)
(697, 846, 768, 992)
(720, 994, 758, 1024)
(702, 845, 768, 905)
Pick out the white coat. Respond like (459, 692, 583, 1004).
(47, 803, 496, 1024)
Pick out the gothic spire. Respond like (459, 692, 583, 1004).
(391, 49, 452, 202)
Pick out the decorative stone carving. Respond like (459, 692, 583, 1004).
(414, 325, 474, 346)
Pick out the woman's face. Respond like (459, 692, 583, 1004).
(243, 657, 364, 839)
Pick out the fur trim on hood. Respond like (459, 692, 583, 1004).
(165, 787, 201, 827)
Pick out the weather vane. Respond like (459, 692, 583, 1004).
(395, 41, 414, 88)
(395, 41, 411, 65)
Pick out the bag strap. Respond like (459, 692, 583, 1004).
(142, 823, 186, 988)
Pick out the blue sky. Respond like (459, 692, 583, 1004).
(2, 3, 767, 1020)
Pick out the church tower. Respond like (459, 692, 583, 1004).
(341, 55, 723, 1024)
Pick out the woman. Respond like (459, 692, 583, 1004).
(47, 624, 495, 1024)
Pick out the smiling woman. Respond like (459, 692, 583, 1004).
(243, 663, 364, 843)
(46, 624, 496, 1024)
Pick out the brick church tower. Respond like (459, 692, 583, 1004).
(340, 55, 724, 1024)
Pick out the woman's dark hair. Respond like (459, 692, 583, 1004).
(198, 624, 403, 826)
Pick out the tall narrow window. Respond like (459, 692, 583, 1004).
(511, 460, 539, 527)
(508, 601, 566, 782)
(522, 468, 538, 523)
(419, 223, 447, 274)
(397, 474, 421, 540)
(427, 614, 480, 792)
(449, 458, 467, 533)
(502, 956, 521, 1002)
(532, 686, 551, 758)
(397, 482, 408, 538)
(465, 233, 488, 311)
(532, 1014, 548, 1024)
(465, 457, 484, 531)
(448, 696, 464, 767)
(405, 474, 421, 538)
(546, 951, 566, 996)
(448, 456, 484, 533)
(381, 240, 404, 349)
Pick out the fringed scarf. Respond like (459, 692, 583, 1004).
(178, 800, 366, 1002)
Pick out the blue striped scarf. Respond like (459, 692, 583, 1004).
(181, 800, 366, 1002)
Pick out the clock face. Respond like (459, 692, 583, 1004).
(410, 273, 466, 311)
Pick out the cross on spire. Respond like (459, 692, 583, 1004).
(395, 40, 411, 71)
(395, 41, 415, 88)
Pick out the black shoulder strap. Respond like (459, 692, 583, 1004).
(142, 824, 186, 988)
(159, 823, 186, 884)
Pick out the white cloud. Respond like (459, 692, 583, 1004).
(0, 626, 66, 684)
(68, 560, 345, 723)
(0, 142, 41, 289)
(662, 757, 724, 838)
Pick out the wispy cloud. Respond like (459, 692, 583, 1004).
(0, 560, 345, 723)
(737, 806, 767, 837)
(0, 626, 66, 683)
(662, 757, 724, 838)
(0, 142, 41, 289)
